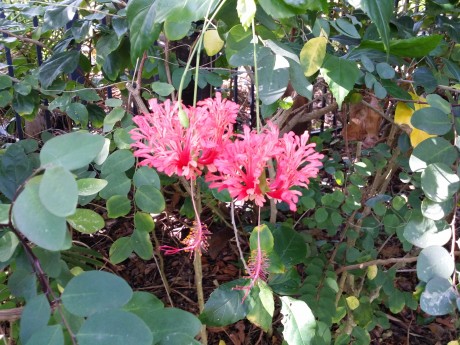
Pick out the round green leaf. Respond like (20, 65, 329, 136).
(420, 277, 455, 316)
(133, 166, 161, 189)
(134, 185, 165, 214)
(134, 212, 155, 233)
(376, 62, 395, 79)
(411, 107, 452, 135)
(66, 103, 89, 127)
(421, 198, 453, 221)
(417, 245, 454, 282)
(151, 82, 175, 97)
(315, 207, 328, 223)
(409, 137, 458, 172)
(25, 325, 64, 345)
(130, 228, 153, 260)
(426, 94, 451, 114)
(40, 132, 105, 170)
(101, 150, 135, 176)
(249, 224, 274, 254)
(200, 280, 248, 327)
(99, 172, 131, 199)
(12, 176, 67, 251)
(0, 231, 19, 262)
(280, 296, 316, 345)
(62, 270, 133, 317)
(77, 178, 108, 196)
(107, 195, 131, 218)
(421, 163, 460, 202)
(109, 237, 133, 264)
(77, 310, 152, 345)
(123, 291, 164, 320)
(39, 166, 78, 217)
(66, 209, 104, 234)
(0, 75, 12, 89)
(403, 213, 451, 248)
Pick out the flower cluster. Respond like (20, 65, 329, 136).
(130, 93, 239, 180)
(206, 123, 324, 211)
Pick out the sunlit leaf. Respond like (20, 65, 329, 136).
(417, 246, 454, 282)
(280, 296, 316, 345)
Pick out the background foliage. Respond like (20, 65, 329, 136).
(0, 0, 459, 344)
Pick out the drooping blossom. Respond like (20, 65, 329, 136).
(234, 227, 269, 301)
(267, 131, 324, 211)
(160, 222, 211, 256)
(206, 122, 324, 211)
(130, 93, 238, 180)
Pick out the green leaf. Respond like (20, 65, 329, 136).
(288, 59, 313, 99)
(39, 166, 78, 217)
(237, 0, 256, 30)
(13, 90, 39, 116)
(0, 90, 13, 107)
(134, 185, 165, 214)
(77, 178, 108, 196)
(77, 310, 152, 345)
(62, 270, 133, 317)
(151, 82, 175, 97)
(75, 89, 101, 102)
(258, 0, 301, 19)
(40, 132, 105, 171)
(114, 127, 135, 149)
(164, 15, 191, 41)
(249, 224, 274, 254)
(272, 224, 307, 266)
(20, 294, 51, 344)
(375, 62, 395, 79)
(247, 280, 274, 332)
(103, 107, 126, 133)
(409, 137, 458, 172)
(420, 277, 455, 316)
(43, 0, 82, 31)
(258, 54, 289, 105)
(99, 172, 131, 199)
(411, 107, 452, 135)
(123, 291, 164, 319)
(127, 0, 162, 60)
(421, 163, 460, 202)
(66, 209, 105, 234)
(39, 51, 80, 89)
(12, 176, 67, 251)
(300, 37, 327, 77)
(361, 0, 392, 55)
(131, 228, 153, 260)
(66, 103, 89, 127)
(110, 237, 133, 264)
(426, 94, 451, 114)
(403, 213, 451, 248)
(320, 54, 360, 108)
(107, 195, 131, 218)
(421, 198, 453, 221)
(143, 308, 201, 343)
(0, 75, 12, 89)
(358, 35, 443, 58)
(200, 280, 248, 326)
(280, 296, 316, 345)
(134, 212, 155, 233)
(101, 150, 135, 177)
(315, 207, 328, 223)
(25, 325, 64, 345)
(225, 24, 252, 64)
(331, 18, 360, 39)
(158, 333, 201, 345)
(443, 58, 460, 82)
(417, 246, 454, 282)
(0, 231, 19, 262)
(413, 67, 437, 93)
(133, 166, 161, 189)
(96, 32, 122, 66)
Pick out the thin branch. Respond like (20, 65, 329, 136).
(336, 256, 418, 274)
(0, 28, 52, 52)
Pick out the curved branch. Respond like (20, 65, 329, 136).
(0, 28, 52, 52)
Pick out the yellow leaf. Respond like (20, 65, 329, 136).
(203, 30, 224, 57)
(410, 128, 435, 147)
(394, 93, 435, 147)
(218, 341, 226, 345)
(346, 296, 360, 310)
(237, 0, 256, 31)
(366, 265, 378, 280)
(447, 341, 459, 345)
(300, 37, 327, 77)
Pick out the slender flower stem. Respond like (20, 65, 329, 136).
(190, 181, 207, 345)
(231, 201, 249, 272)
(251, 19, 261, 132)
